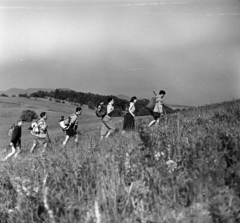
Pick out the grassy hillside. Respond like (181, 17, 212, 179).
(0, 98, 240, 222)
(0, 96, 123, 148)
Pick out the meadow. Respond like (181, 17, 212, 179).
(0, 97, 240, 223)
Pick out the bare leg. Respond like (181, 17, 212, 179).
(148, 120, 156, 127)
(14, 147, 21, 158)
(30, 141, 38, 153)
(3, 145, 16, 161)
(62, 135, 69, 147)
(74, 134, 79, 147)
(105, 131, 111, 138)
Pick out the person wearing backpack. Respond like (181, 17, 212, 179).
(30, 112, 49, 153)
(148, 90, 166, 127)
(2, 120, 23, 161)
(100, 97, 115, 139)
(122, 96, 137, 134)
(96, 102, 107, 118)
(62, 107, 82, 147)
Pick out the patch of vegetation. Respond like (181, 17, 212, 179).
(0, 99, 240, 222)
(0, 93, 8, 97)
(20, 110, 38, 122)
(19, 93, 30, 98)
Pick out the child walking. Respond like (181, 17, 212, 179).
(122, 96, 137, 133)
(148, 90, 166, 127)
(3, 120, 23, 161)
(30, 112, 49, 153)
(100, 97, 115, 139)
(62, 107, 82, 147)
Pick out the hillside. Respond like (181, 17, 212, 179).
(0, 96, 123, 147)
(0, 99, 240, 222)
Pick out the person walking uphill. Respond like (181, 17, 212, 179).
(62, 107, 82, 147)
(2, 120, 23, 161)
(30, 112, 49, 153)
(148, 90, 166, 127)
(101, 97, 115, 139)
(122, 96, 137, 133)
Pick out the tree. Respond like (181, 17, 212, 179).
(20, 110, 38, 122)
(19, 93, 30, 98)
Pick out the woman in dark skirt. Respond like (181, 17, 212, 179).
(122, 96, 137, 133)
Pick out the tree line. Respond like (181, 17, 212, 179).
(19, 89, 175, 116)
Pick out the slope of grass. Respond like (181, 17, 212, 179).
(0, 99, 240, 222)
(0, 96, 123, 149)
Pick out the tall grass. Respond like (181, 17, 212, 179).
(1, 99, 240, 222)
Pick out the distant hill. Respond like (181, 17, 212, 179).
(117, 94, 131, 101)
(0, 88, 55, 96)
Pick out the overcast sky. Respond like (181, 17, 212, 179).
(0, 0, 240, 106)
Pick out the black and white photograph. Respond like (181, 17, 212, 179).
(0, 0, 240, 222)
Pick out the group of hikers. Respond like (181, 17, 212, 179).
(2, 90, 166, 161)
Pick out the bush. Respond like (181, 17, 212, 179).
(0, 93, 8, 97)
(20, 110, 38, 122)
(137, 107, 151, 116)
(88, 102, 95, 110)
(19, 93, 30, 98)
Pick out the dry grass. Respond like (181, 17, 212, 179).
(0, 97, 240, 222)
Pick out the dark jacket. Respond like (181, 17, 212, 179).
(11, 126, 22, 144)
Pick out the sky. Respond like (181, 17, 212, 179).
(0, 0, 240, 106)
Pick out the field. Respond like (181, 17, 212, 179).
(0, 97, 240, 223)
(0, 96, 123, 149)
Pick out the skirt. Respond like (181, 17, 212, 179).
(101, 115, 115, 136)
(123, 113, 135, 131)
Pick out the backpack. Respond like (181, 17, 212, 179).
(29, 119, 41, 135)
(59, 116, 71, 130)
(96, 104, 107, 118)
(59, 114, 76, 130)
(145, 97, 157, 111)
(8, 124, 15, 137)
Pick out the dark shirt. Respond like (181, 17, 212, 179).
(11, 126, 22, 143)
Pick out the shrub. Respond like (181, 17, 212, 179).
(0, 93, 8, 97)
(88, 102, 95, 110)
(137, 107, 151, 116)
(20, 110, 38, 122)
(19, 93, 30, 98)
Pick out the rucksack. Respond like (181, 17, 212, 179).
(29, 119, 41, 135)
(96, 104, 107, 118)
(59, 115, 71, 130)
(59, 114, 76, 130)
(145, 97, 157, 111)
(8, 124, 15, 137)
